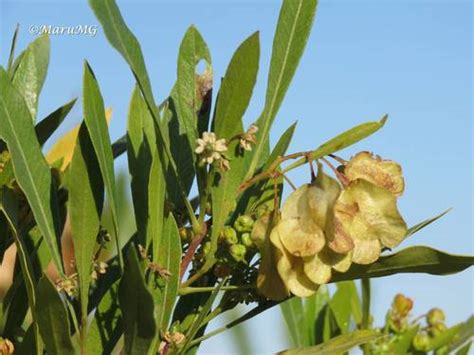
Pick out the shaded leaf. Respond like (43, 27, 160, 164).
(279, 329, 381, 355)
(127, 86, 156, 247)
(119, 246, 156, 354)
(36, 276, 78, 355)
(68, 123, 104, 327)
(333, 246, 474, 282)
(248, 0, 317, 178)
(280, 297, 307, 347)
(83, 62, 122, 267)
(6, 24, 20, 74)
(0, 67, 62, 273)
(155, 215, 181, 331)
(329, 281, 361, 333)
(35, 98, 77, 147)
(12, 34, 50, 120)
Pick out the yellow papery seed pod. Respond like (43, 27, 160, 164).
(345, 151, 405, 196)
(335, 179, 407, 264)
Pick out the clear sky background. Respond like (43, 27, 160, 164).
(1, 0, 472, 353)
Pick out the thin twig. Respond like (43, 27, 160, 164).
(180, 222, 208, 280)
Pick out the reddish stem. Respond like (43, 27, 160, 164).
(179, 223, 208, 280)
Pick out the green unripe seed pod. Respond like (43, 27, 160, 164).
(230, 244, 247, 263)
(427, 308, 445, 326)
(234, 215, 254, 233)
(241, 232, 254, 248)
(412, 332, 430, 351)
(223, 226, 238, 245)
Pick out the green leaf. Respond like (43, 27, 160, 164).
(176, 25, 212, 150)
(213, 31, 259, 139)
(0, 187, 42, 353)
(282, 116, 388, 174)
(89, 0, 194, 223)
(304, 285, 329, 346)
(35, 98, 77, 147)
(12, 34, 50, 120)
(247, 0, 318, 178)
(6, 24, 19, 74)
(281, 297, 306, 347)
(0, 67, 63, 273)
(211, 32, 260, 258)
(406, 209, 451, 238)
(127, 86, 156, 247)
(329, 281, 361, 333)
(391, 325, 419, 354)
(280, 329, 380, 355)
(68, 123, 104, 329)
(36, 276, 78, 355)
(264, 121, 297, 170)
(333, 246, 474, 282)
(119, 246, 156, 354)
(83, 61, 122, 268)
(456, 342, 472, 355)
(155, 214, 181, 331)
(446, 316, 474, 352)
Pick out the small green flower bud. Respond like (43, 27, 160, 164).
(255, 204, 270, 219)
(223, 226, 238, 245)
(429, 322, 447, 337)
(412, 332, 431, 352)
(234, 215, 254, 233)
(241, 232, 254, 248)
(427, 308, 445, 326)
(392, 294, 413, 317)
(179, 228, 193, 242)
(230, 244, 247, 263)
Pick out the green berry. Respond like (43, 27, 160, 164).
(427, 308, 445, 326)
(230, 244, 247, 263)
(234, 215, 254, 233)
(223, 226, 238, 245)
(429, 322, 447, 337)
(241, 232, 254, 248)
(413, 332, 430, 352)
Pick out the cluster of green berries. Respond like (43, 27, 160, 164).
(221, 215, 256, 262)
(412, 308, 448, 353)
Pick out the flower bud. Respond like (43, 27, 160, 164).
(412, 332, 431, 351)
(241, 232, 254, 248)
(234, 215, 254, 233)
(230, 244, 247, 263)
(393, 294, 413, 317)
(179, 228, 192, 243)
(427, 308, 445, 326)
(429, 322, 447, 337)
(223, 226, 238, 245)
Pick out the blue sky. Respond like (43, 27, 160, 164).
(1, 0, 472, 353)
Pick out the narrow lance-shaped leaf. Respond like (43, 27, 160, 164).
(247, 0, 318, 179)
(148, 151, 166, 260)
(333, 246, 474, 282)
(282, 116, 388, 173)
(36, 276, 78, 355)
(35, 98, 77, 147)
(155, 215, 181, 332)
(119, 246, 156, 354)
(89, 0, 195, 218)
(280, 297, 307, 347)
(0, 67, 63, 273)
(12, 34, 50, 121)
(7, 24, 19, 74)
(176, 25, 212, 152)
(329, 281, 361, 333)
(211, 32, 260, 256)
(279, 330, 381, 355)
(127, 86, 156, 247)
(83, 61, 122, 268)
(68, 123, 104, 330)
(405, 209, 451, 238)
